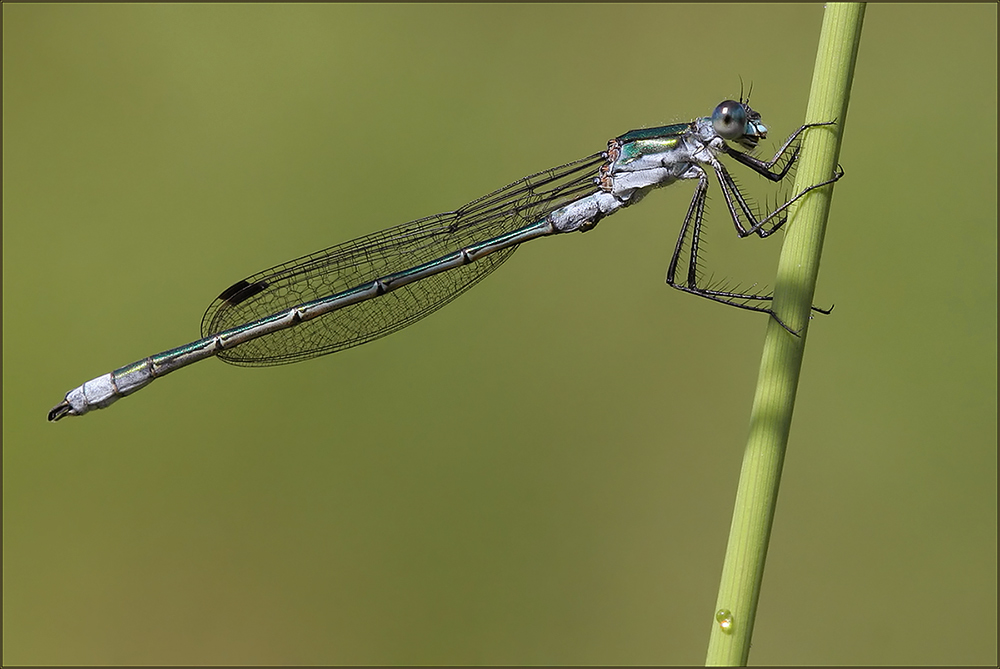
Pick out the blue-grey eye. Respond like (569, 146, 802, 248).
(712, 100, 747, 140)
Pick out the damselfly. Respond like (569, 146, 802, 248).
(49, 99, 842, 421)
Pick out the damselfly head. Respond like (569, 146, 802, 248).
(712, 100, 767, 150)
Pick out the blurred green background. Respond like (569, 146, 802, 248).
(3, 4, 996, 665)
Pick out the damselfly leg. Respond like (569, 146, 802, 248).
(666, 120, 843, 334)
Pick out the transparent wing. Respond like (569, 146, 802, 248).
(201, 152, 606, 366)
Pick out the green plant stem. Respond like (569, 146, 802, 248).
(704, 4, 865, 666)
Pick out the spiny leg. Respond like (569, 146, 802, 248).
(708, 163, 843, 317)
(665, 171, 707, 290)
(713, 158, 844, 239)
(666, 168, 841, 334)
(713, 120, 840, 237)
(713, 161, 787, 238)
(666, 172, 800, 333)
(719, 162, 845, 238)
(716, 120, 844, 239)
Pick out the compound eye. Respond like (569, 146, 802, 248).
(712, 100, 747, 140)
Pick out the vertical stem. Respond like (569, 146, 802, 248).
(704, 4, 865, 666)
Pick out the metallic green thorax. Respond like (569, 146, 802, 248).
(616, 122, 690, 143)
(614, 122, 690, 166)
